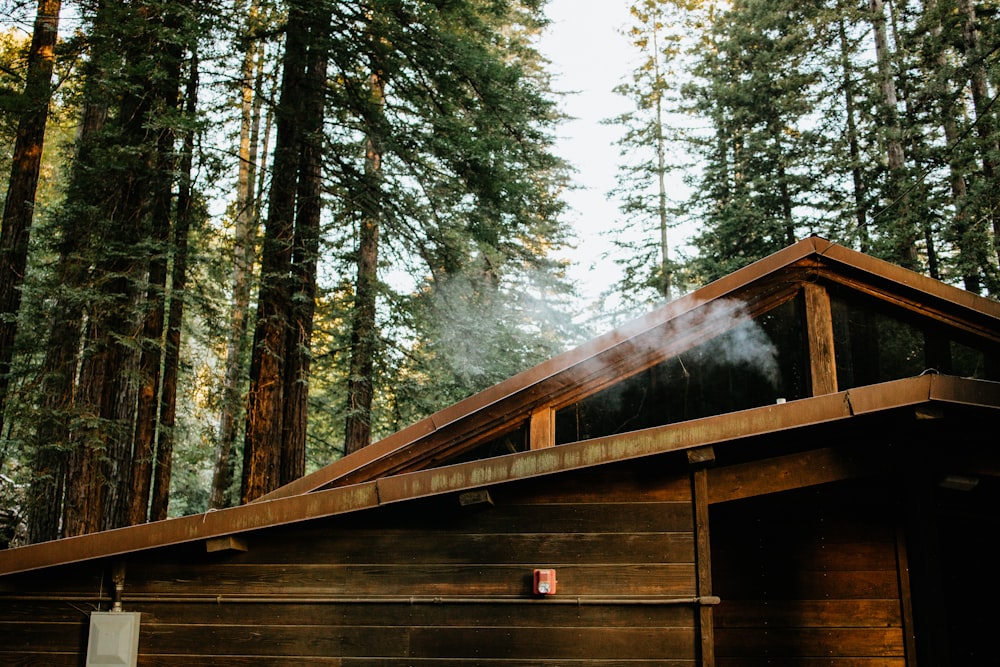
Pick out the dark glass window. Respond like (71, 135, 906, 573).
(447, 423, 528, 464)
(831, 289, 1000, 388)
(555, 297, 809, 443)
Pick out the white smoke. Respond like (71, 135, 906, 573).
(674, 298, 782, 388)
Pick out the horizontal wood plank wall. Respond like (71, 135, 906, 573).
(0, 459, 702, 666)
(0, 562, 109, 666)
(711, 482, 907, 667)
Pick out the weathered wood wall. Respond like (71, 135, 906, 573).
(711, 482, 908, 667)
(0, 460, 703, 666)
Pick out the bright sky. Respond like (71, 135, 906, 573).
(538, 0, 636, 304)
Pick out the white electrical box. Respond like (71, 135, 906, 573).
(86, 612, 141, 667)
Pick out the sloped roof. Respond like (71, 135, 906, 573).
(259, 235, 1000, 499)
(1, 236, 998, 576)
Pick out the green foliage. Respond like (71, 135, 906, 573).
(0, 28, 27, 162)
(603, 0, 700, 308)
(308, 0, 576, 455)
(607, 0, 1000, 295)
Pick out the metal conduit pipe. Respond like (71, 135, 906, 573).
(115, 594, 723, 606)
(1, 594, 723, 606)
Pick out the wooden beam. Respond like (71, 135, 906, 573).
(687, 446, 716, 467)
(804, 282, 838, 396)
(707, 447, 870, 505)
(205, 536, 249, 554)
(529, 407, 555, 450)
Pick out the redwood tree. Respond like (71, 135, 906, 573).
(0, 0, 61, 438)
(241, 0, 330, 502)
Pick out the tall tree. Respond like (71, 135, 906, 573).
(242, 0, 329, 502)
(605, 0, 690, 308)
(343, 68, 386, 456)
(957, 0, 1000, 274)
(835, 11, 870, 252)
(128, 0, 190, 526)
(22, 0, 202, 537)
(0, 0, 61, 439)
(611, 0, 1000, 293)
(867, 0, 918, 267)
(150, 47, 201, 522)
(335, 0, 570, 454)
(210, 0, 271, 509)
(280, 10, 328, 484)
(683, 0, 824, 282)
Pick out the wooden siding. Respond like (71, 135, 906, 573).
(711, 482, 907, 667)
(0, 462, 703, 666)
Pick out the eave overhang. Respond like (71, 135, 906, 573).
(1, 373, 996, 577)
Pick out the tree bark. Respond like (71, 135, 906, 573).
(211, 4, 262, 509)
(57, 0, 113, 539)
(96, 0, 188, 532)
(344, 71, 386, 456)
(241, 3, 310, 502)
(919, 0, 981, 291)
(129, 1, 185, 525)
(150, 49, 199, 523)
(958, 0, 1000, 273)
(868, 0, 916, 266)
(837, 17, 868, 252)
(0, 0, 61, 437)
(282, 15, 328, 484)
(650, 24, 671, 301)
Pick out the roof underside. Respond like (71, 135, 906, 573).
(0, 373, 997, 576)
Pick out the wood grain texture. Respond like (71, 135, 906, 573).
(804, 282, 838, 395)
(711, 483, 906, 665)
(0, 463, 700, 665)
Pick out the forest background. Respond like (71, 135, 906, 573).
(0, 0, 997, 546)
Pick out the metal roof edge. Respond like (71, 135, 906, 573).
(4, 374, 996, 578)
(0, 481, 380, 578)
(815, 243, 1000, 320)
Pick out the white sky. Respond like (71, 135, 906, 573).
(538, 0, 637, 304)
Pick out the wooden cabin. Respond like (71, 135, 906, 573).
(1, 236, 998, 666)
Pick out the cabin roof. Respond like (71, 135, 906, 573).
(1, 236, 998, 577)
(258, 235, 1000, 499)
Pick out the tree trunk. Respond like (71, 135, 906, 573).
(344, 71, 386, 456)
(919, 0, 979, 290)
(241, 3, 310, 502)
(282, 16, 328, 484)
(57, 1, 114, 539)
(211, 6, 262, 509)
(150, 51, 199, 523)
(0, 0, 61, 437)
(129, 2, 185, 525)
(837, 17, 868, 251)
(868, 0, 916, 266)
(650, 25, 670, 301)
(96, 0, 186, 532)
(26, 236, 85, 542)
(958, 0, 1000, 273)
(41, 126, 106, 542)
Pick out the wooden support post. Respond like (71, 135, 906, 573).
(529, 407, 555, 450)
(688, 447, 716, 667)
(895, 524, 919, 667)
(804, 282, 838, 396)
